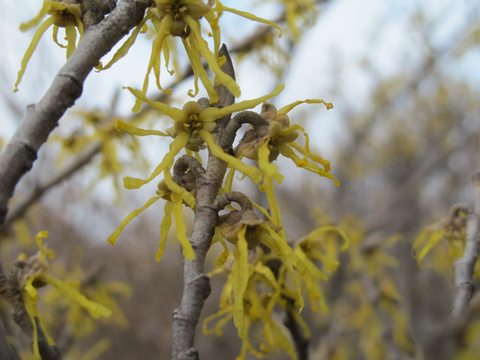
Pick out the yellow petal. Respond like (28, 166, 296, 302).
(127, 86, 186, 122)
(123, 132, 189, 189)
(52, 25, 67, 48)
(253, 263, 278, 290)
(114, 119, 168, 137)
(44, 274, 112, 318)
(214, 233, 230, 268)
(22, 286, 41, 359)
(199, 130, 262, 183)
(156, 201, 173, 262)
(99, 16, 148, 71)
(232, 226, 249, 337)
(278, 99, 333, 114)
(417, 230, 445, 262)
(14, 17, 55, 92)
(171, 194, 195, 260)
(184, 15, 241, 98)
(199, 84, 284, 122)
(20, 1, 50, 31)
(163, 170, 196, 208)
(258, 141, 284, 183)
(262, 177, 281, 226)
(204, 11, 221, 56)
(107, 196, 161, 245)
(184, 36, 218, 102)
(278, 143, 338, 185)
(133, 15, 172, 112)
(64, 24, 77, 58)
(218, 3, 282, 36)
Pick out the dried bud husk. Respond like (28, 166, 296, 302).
(261, 103, 290, 128)
(236, 103, 300, 162)
(176, 170, 196, 193)
(218, 209, 264, 249)
(236, 126, 269, 160)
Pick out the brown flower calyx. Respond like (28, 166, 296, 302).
(236, 103, 299, 162)
(215, 192, 276, 249)
(13, 253, 50, 290)
(218, 208, 264, 249)
(50, 0, 83, 27)
(152, 0, 213, 38)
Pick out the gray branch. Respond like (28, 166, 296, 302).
(452, 172, 480, 317)
(1, 142, 101, 231)
(0, 0, 153, 226)
(171, 45, 237, 360)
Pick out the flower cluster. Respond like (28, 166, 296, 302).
(106, 68, 338, 358)
(99, 0, 281, 111)
(15, 231, 112, 359)
(204, 197, 349, 359)
(15, 0, 84, 91)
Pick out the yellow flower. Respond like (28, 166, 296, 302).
(18, 231, 111, 360)
(210, 194, 345, 350)
(107, 170, 196, 261)
(119, 84, 284, 190)
(204, 244, 321, 360)
(14, 0, 84, 91)
(229, 99, 336, 226)
(237, 100, 336, 183)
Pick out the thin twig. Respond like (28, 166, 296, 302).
(1, 142, 101, 231)
(452, 172, 480, 317)
(283, 302, 310, 360)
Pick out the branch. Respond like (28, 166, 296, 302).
(0, 0, 153, 226)
(0, 317, 18, 360)
(1, 142, 101, 231)
(171, 45, 237, 360)
(452, 172, 480, 317)
(283, 303, 310, 360)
